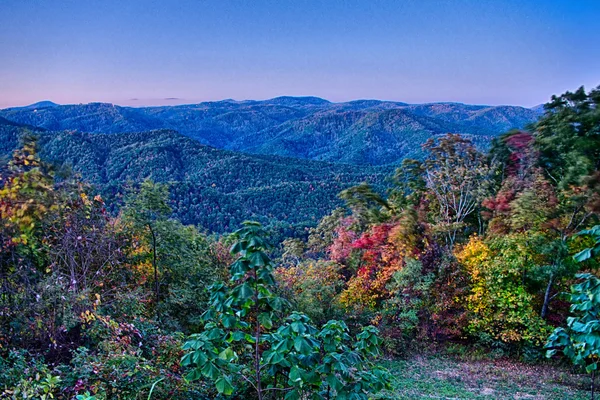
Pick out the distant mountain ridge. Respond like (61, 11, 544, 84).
(10, 100, 60, 110)
(0, 97, 543, 165)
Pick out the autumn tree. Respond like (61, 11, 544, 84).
(122, 179, 171, 321)
(422, 134, 494, 248)
(456, 235, 550, 345)
(0, 136, 59, 349)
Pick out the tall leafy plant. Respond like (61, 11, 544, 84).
(122, 179, 172, 321)
(546, 274, 600, 399)
(181, 222, 389, 399)
(547, 227, 600, 399)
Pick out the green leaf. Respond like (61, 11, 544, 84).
(284, 389, 301, 400)
(218, 347, 236, 362)
(222, 315, 237, 328)
(215, 377, 234, 395)
(291, 321, 305, 334)
(229, 331, 245, 342)
(185, 368, 202, 381)
(289, 366, 303, 383)
(327, 374, 344, 391)
(293, 337, 313, 354)
(258, 312, 273, 330)
(248, 251, 270, 266)
(192, 350, 208, 366)
(230, 241, 245, 255)
(574, 248, 592, 262)
(201, 362, 220, 380)
(238, 283, 254, 300)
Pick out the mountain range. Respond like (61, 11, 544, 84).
(0, 97, 542, 165)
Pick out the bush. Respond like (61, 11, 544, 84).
(274, 260, 345, 325)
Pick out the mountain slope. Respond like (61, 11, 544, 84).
(0, 97, 543, 165)
(0, 119, 390, 239)
(239, 107, 494, 164)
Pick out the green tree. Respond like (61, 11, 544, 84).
(122, 179, 171, 321)
(181, 222, 389, 399)
(536, 85, 600, 188)
(546, 273, 600, 399)
(339, 183, 391, 225)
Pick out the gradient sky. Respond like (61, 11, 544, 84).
(1, 0, 599, 108)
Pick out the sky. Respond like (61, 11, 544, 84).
(0, 0, 599, 108)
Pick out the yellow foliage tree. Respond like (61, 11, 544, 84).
(456, 235, 551, 344)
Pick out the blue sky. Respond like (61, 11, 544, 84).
(0, 0, 599, 108)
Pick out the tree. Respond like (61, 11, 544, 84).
(422, 134, 493, 248)
(388, 158, 426, 213)
(456, 235, 550, 345)
(275, 260, 344, 326)
(122, 179, 171, 321)
(532, 86, 600, 319)
(484, 122, 598, 320)
(339, 183, 391, 226)
(306, 208, 347, 258)
(181, 222, 389, 399)
(536, 85, 600, 188)
(0, 135, 57, 254)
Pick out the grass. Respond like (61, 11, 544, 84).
(374, 354, 591, 399)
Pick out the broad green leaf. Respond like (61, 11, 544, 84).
(238, 282, 254, 300)
(201, 362, 220, 380)
(215, 377, 234, 395)
(294, 337, 313, 354)
(258, 312, 273, 330)
(218, 347, 235, 362)
(574, 248, 592, 262)
(289, 366, 303, 383)
(248, 251, 270, 266)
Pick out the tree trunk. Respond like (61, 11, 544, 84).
(592, 369, 596, 400)
(254, 268, 263, 400)
(148, 223, 160, 322)
(255, 315, 262, 400)
(541, 273, 554, 319)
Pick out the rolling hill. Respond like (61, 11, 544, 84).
(0, 118, 391, 241)
(0, 97, 542, 165)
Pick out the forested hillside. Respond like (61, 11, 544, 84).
(0, 98, 541, 165)
(0, 120, 390, 241)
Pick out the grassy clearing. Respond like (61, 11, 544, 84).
(374, 354, 591, 399)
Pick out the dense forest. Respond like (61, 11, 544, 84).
(1, 85, 599, 399)
(0, 120, 390, 245)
